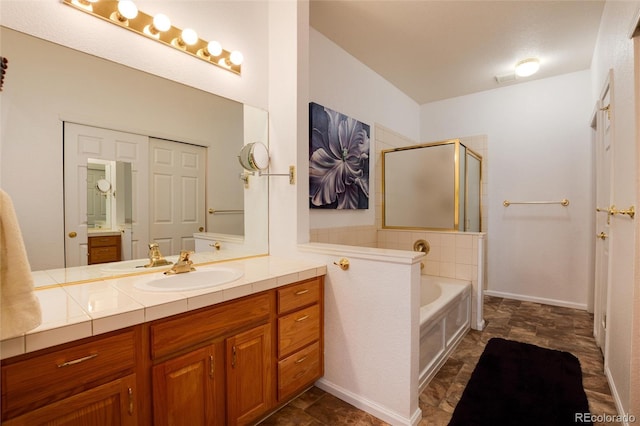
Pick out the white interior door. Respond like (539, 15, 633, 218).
(64, 123, 149, 267)
(149, 138, 206, 256)
(593, 76, 613, 353)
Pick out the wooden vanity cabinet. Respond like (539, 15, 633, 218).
(1, 327, 140, 425)
(1, 275, 324, 426)
(152, 343, 225, 426)
(149, 292, 274, 426)
(226, 323, 272, 425)
(276, 277, 324, 402)
(88, 234, 122, 265)
(2, 374, 138, 426)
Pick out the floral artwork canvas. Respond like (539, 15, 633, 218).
(309, 102, 370, 209)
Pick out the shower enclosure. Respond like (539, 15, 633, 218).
(382, 139, 482, 232)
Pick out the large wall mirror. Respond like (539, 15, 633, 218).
(382, 139, 482, 232)
(1, 27, 269, 273)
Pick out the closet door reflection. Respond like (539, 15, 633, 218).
(64, 123, 147, 267)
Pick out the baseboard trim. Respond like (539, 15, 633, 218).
(605, 365, 632, 426)
(315, 379, 422, 426)
(483, 290, 588, 310)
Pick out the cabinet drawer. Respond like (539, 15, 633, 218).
(278, 341, 321, 401)
(2, 330, 135, 419)
(151, 292, 271, 359)
(90, 246, 120, 263)
(278, 304, 320, 358)
(89, 235, 120, 247)
(278, 278, 320, 314)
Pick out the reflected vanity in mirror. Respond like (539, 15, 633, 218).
(85, 159, 133, 265)
(382, 139, 482, 232)
(1, 27, 269, 277)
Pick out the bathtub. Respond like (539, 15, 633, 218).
(419, 275, 471, 392)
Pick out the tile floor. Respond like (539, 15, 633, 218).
(260, 296, 620, 426)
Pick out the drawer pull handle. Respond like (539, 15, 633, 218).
(295, 289, 309, 295)
(57, 353, 98, 368)
(128, 387, 134, 415)
(295, 315, 309, 322)
(295, 356, 308, 364)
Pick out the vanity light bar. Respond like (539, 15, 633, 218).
(63, 0, 242, 75)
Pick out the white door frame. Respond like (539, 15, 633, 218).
(591, 70, 614, 355)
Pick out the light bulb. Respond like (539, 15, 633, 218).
(153, 14, 171, 32)
(515, 58, 540, 77)
(117, 0, 138, 20)
(181, 28, 198, 46)
(207, 41, 222, 56)
(72, 0, 97, 10)
(229, 51, 243, 66)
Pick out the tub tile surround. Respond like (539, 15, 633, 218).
(310, 227, 486, 331)
(1, 256, 327, 359)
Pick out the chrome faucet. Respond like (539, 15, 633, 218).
(145, 243, 172, 268)
(164, 250, 195, 275)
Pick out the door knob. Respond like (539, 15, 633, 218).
(596, 232, 607, 240)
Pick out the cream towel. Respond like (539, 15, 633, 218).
(0, 189, 42, 340)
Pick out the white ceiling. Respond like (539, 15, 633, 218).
(310, 0, 605, 105)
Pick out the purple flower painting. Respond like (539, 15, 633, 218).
(309, 103, 370, 209)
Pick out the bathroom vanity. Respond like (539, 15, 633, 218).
(87, 233, 122, 265)
(0, 257, 325, 426)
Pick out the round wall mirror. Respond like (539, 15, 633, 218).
(96, 179, 112, 193)
(238, 142, 269, 172)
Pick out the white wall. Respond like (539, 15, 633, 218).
(0, 1, 269, 109)
(420, 71, 594, 309)
(309, 29, 420, 232)
(590, 0, 640, 416)
(298, 244, 422, 426)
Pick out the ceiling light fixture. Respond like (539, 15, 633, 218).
(63, 0, 243, 75)
(144, 13, 171, 38)
(197, 40, 223, 59)
(172, 28, 198, 50)
(110, 0, 138, 25)
(71, 0, 98, 11)
(515, 58, 540, 78)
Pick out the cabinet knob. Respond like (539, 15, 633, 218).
(68, 231, 77, 238)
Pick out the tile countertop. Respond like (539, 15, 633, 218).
(1, 256, 327, 360)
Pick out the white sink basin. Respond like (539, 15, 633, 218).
(133, 267, 244, 292)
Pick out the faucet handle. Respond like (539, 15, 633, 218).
(179, 250, 194, 261)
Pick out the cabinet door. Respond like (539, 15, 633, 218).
(3, 374, 137, 426)
(226, 323, 272, 426)
(152, 344, 224, 426)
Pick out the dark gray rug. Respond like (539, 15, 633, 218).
(448, 337, 592, 426)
